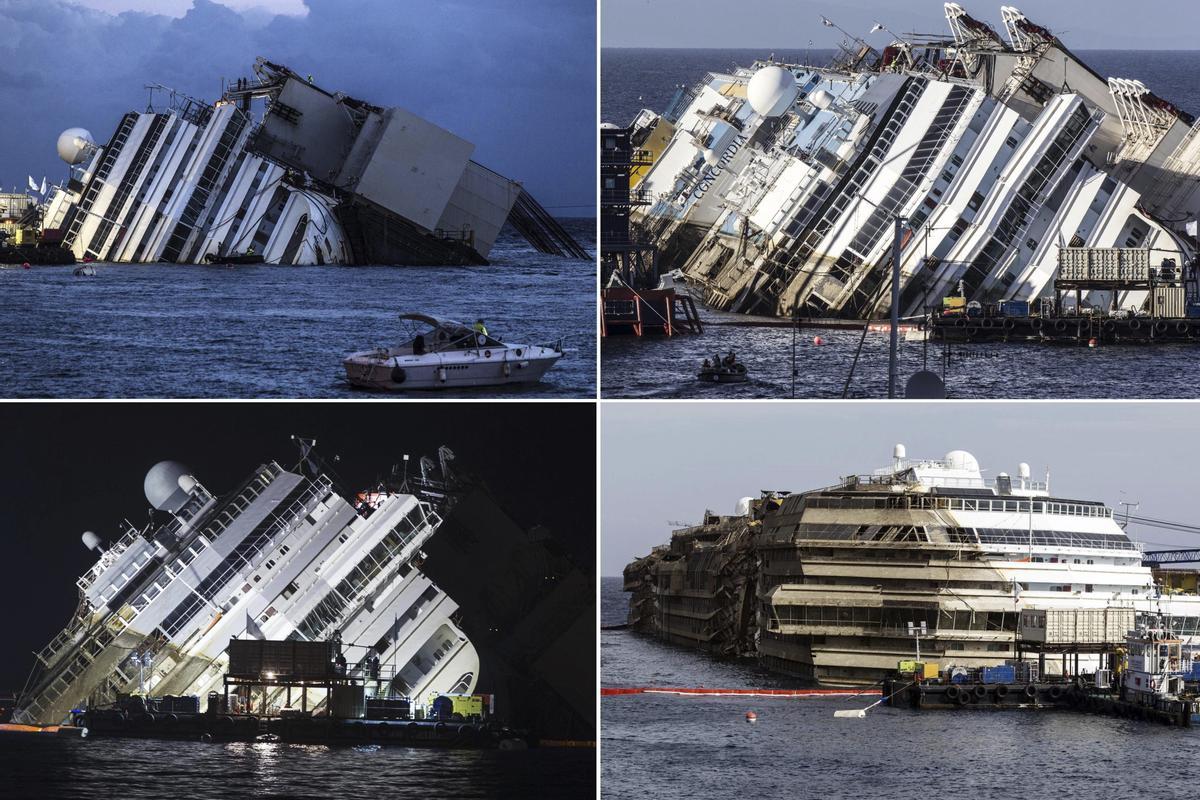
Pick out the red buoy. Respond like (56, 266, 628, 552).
(812, 336, 824, 346)
(22, 262, 30, 269)
(1088, 338, 1098, 348)
(745, 711, 757, 723)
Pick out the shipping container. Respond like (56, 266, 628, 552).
(1018, 608, 1135, 644)
(981, 665, 1015, 684)
(999, 299, 1030, 317)
(226, 639, 339, 679)
(1151, 287, 1186, 318)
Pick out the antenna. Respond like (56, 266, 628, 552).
(1120, 499, 1140, 531)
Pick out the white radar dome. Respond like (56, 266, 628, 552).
(808, 89, 834, 111)
(81, 531, 102, 551)
(893, 443, 906, 460)
(701, 147, 720, 167)
(944, 450, 980, 473)
(144, 461, 196, 513)
(747, 66, 799, 117)
(1018, 462, 1031, 479)
(57, 127, 95, 165)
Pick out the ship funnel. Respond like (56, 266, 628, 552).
(81, 531, 102, 551)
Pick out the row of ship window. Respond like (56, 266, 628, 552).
(776, 522, 1133, 551)
(293, 503, 430, 640)
(767, 604, 1020, 632)
(803, 495, 1111, 517)
(158, 477, 331, 637)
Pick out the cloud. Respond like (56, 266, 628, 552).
(0, 0, 595, 213)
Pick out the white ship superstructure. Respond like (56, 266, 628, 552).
(15, 458, 478, 725)
(622, 4, 1200, 318)
(757, 446, 1200, 685)
(40, 59, 586, 266)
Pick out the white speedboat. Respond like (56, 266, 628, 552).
(344, 313, 563, 390)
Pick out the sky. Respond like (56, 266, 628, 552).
(602, 402, 1200, 575)
(0, 402, 595, 693)
(602, 0, 1200, 49)
(0, 0, 595, 215)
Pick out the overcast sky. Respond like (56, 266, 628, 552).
(0, 0, 595, 214)
(601, 402, 1200, 575)
(602, 0, 1200, 49)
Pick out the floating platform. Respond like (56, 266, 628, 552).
(73, 709, 528, 748)
(601, 287, 703, 336)
(0, 723, 87, 739)
(0, 246, 76, 266)
(931, 315, 1200, 344)
(883, 679, 1197, 727)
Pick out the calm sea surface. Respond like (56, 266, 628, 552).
(0, 220, 595, 399)
(601, 577, 1200, 800)
(0, 737, 593, 800)
(601, 50, 1200, 399)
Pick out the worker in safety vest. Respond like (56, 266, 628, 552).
(473, 319, 488, 336)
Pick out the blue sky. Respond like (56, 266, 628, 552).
(0, 0, 595, 214)
(602, 0, 1200, 49)
(601, 402, 1200, 575)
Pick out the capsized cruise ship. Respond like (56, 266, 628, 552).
(14, 450, 478, 725)
(624, 445, 1200, 686)
(617, 4, 1200, 318)
(39, 58, 587, 266)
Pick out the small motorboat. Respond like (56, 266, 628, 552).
(203, 251, 265, 265)
(698, 355, 749, 383)
(344, 313, 563, 390)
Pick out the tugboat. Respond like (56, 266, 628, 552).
(697, 352, 748, 383)
(343, 313, 563, 390)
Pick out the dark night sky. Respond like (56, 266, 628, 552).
(0, 402, 595, 692)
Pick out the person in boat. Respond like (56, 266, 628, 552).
(723, 351, 736, 368)
(702, 358, 712, 370)
(474, 319, 488, 336)
(245, 245, 255, 256)
(413, 333, 426, 355)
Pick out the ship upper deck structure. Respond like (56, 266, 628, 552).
(39, 58, 586, 266)
(14, 452, 478, 726)
(619, 4, 1200, 319)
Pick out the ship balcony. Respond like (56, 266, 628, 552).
(601, 148, 655, 167)
(601, 188, 653, 207)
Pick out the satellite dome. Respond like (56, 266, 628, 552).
(808, 89, 834, 110)
(747, 66, 799, 117)
(144, 461, 195, 513)
(81, 531, 102, 552)
(57, 128, 94, 165)
(944, 450, 980, 473)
